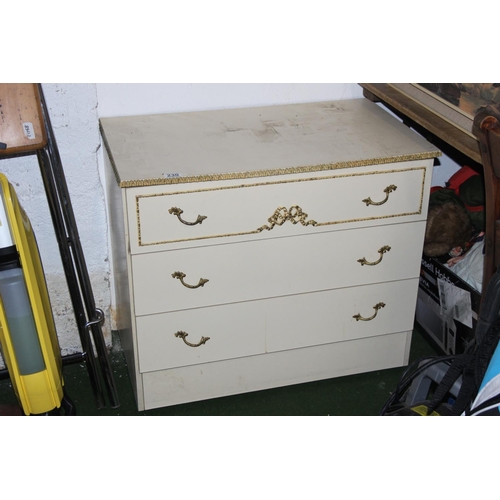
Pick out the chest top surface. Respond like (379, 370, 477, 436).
(100, 98, 440, 188)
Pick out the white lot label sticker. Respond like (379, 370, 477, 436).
(23, 122, 36, 140)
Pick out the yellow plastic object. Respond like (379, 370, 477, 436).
(0, 173, 63, 415)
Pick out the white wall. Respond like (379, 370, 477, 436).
(0, 83, 365, 368)
(96, 83, 364, 117)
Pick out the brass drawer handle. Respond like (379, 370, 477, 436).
(353, 302, 385, 321)
(362, 185, 397, 206)
(168, 207, 207, 226)
(175, 331, 210, 347)
(172, 271, 209, 289)
(357, 245, 391, 266)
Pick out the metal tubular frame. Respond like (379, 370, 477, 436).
(36, 85, 119, 409)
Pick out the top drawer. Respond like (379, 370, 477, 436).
(126, 162, 430, 254)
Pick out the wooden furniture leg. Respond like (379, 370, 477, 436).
(473, 107, 500, 295)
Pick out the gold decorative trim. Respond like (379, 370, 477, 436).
(135, 166, 427, 247)
(139, 212, 422, 247)
(257, 206, 317, 232)
(102, 146, 439, 188)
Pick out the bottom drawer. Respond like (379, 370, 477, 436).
(136, 278, 418, 373)
(141, 330, 412, 410)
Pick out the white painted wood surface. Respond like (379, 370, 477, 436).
(141, 332, 412, 410)
(101, 99, 438, 184)
(137, 279, 419, 373)
(132, 221, 427, 316)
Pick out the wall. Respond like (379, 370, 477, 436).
(96, 83, 364, 117)
(0, 83, 365, 369)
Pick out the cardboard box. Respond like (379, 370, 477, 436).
(416, 254, 481, 355)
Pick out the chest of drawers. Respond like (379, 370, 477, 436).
(100, 98, 440, 411)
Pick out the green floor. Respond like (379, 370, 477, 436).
(0, 326, 439, 416)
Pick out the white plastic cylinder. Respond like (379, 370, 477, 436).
(0, 267, 46, 375)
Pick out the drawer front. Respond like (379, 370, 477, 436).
(127, 164, 429, 254)
(141, 331, 411, 410)
(132, 221, 426, 316)
(136, 278, 418, 373)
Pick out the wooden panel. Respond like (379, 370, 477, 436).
(0, 84, 46, 155)
(360, 83, 481, 163)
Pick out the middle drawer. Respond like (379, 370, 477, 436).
(136, 278, 419, 373)
(131, 220, 426, 316)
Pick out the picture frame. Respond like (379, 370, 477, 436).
(388, 83, 500, 139)
(359, 83, 500, 164)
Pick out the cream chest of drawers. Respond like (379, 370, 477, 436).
(100, 98, 440, 411)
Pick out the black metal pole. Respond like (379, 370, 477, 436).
(37, 85, 120, 408)
(36, 148, 106, 408)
